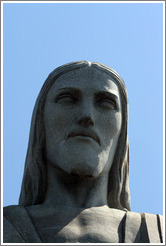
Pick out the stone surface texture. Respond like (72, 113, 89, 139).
(3, 61, 163, 243)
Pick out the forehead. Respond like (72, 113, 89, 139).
(48, 67, 121, 96)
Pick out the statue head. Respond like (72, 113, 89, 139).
(19, 61, 130, 211)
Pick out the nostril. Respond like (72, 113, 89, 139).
(77, 117, 94, 127)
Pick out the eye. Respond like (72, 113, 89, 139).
(97, 98, 117, 110)
(55, 93, 77, 104)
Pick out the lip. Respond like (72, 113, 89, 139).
(68, 130, 101, 146)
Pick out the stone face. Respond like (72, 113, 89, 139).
(44, 67, 122, 179)
(3, 61, 163, 243)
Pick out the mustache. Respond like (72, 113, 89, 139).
(68, 130, 101, 146)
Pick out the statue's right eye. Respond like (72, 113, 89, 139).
(55, 93, 77, 104)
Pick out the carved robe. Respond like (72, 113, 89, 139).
(3, 205, 163, 243)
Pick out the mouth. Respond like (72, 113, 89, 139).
(68, 130, 101, 146)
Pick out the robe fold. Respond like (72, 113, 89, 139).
(3, 205, 163, 243)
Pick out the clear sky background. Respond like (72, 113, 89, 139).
(3, 1, 164, 215)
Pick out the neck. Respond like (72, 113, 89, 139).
(43, 163, 109, 208)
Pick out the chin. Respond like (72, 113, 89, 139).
(48, 147, 105, 177)
(69, 161, 104, 178)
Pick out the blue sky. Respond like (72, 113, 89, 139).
(3, 2, 164, 215)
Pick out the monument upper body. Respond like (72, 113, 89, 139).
(3, 61, 163, 243)
(4, 204, 163, 243)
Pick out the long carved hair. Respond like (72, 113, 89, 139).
(19, 61, 130, 211)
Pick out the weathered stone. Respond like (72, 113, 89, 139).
(3, 61, 163, 243)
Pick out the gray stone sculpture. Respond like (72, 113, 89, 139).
(3, 61, 163, 243)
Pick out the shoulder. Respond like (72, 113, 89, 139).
(143, 212, 163, 243)
(124, 210, 163, 243)
(4, 205, 32, 224)
(3, 205, 41, 243)
(4, 204, 27, 216)
(3, 205, 27, 243)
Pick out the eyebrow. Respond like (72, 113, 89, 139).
(57, 87, 79, 92)
(56, 87, 119, 100)
(95, 91, 119, 100)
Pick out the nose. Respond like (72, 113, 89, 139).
(77, 116, 94, 127)
(77, 101, 95, 128)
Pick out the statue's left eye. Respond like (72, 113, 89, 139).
(97, 98, 116, 110)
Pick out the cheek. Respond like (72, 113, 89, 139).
(44, 106, 74, 139)
(99, 112, 122, 143)
(111, 112, 122, 132)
